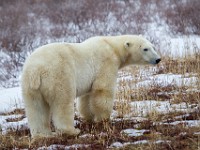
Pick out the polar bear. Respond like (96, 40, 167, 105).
(21, 35, 161, 139)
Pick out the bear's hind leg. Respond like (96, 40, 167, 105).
(23, 92, 52, 138)
(51, 91, 80, 136)
(77, 94, 94, 121)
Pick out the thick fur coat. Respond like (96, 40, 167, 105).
(21, 35, 161, 139)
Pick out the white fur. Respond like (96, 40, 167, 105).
(21, 35, 160, 138)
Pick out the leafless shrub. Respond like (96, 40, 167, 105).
(162, 0, 200, 35)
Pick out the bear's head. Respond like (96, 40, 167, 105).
(123, 35, 161, 66)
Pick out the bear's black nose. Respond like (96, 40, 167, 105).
(156, 59, 161, 64)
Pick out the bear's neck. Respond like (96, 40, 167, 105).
(103, 37, 128, 69)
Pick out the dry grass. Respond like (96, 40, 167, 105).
(0, 52, 200, 149)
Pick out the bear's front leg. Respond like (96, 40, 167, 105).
(90, 89, 115, 122)
(89, 64, 118, 122)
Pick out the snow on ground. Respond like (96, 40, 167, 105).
(109, 141, 148, 148)
(0, 117, 28, 134)
(0, 87, 23, 113)
(129, 100, 195, 117)
(109, 139, 171, 148)
(163, 120, 200, 127)
(136, 73, 199, 88)
(118, 71, 199, 89)
(38, 144, 91, 150)
(0, 86, 27, 134)
(121, 128, 149, 137)
(194, 132, 200, 135)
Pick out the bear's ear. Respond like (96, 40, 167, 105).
(124, 41, 131, 49)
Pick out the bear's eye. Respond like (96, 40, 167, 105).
(143, 48, 148, 51)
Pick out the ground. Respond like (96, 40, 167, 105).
(0, 53, 199, 149)
(0, 1, 200, 149)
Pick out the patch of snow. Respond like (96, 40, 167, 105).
(123, 140, 149, 146)
(133, 140, 149, 145)
(179, 132, 187, 136)
(112, 116, 147, 122)
(109, 139, 171, 148)
(194, 132, 200, 135)
(79, 132, 107, 139)
(1, 117, 28, 134)
(175, 114, 191, 119)
(65, 144, 90, 150)
(117, 74, 133, 82)
(109, 142, 123, 148)
(130, 100, 193, 117)
(164, 120, 200, 127)
(38, 144, 90, 150)
(99, 132, 107, 137)
(0, 114, 23, 120)
(0, 87, 23, 113)
(109, 140, 149, 148)
(111, 110, 119, 118)
(38, 144, 65, 150)
(130, 100, 170, 116)
(79, 133, 94, 138)
(136, 73, 198, 88)
(121, 128, 149, 137)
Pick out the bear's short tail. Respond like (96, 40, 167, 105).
(30, 73, 41, 90)
(27, 69, 41, 90)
